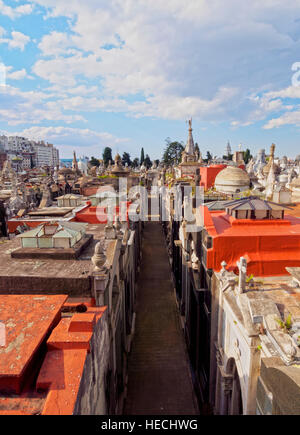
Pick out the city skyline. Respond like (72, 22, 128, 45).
(1, 1, 300, 159)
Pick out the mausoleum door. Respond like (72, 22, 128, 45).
(226, 361, 243, 415)
(229, 367, 243, 415)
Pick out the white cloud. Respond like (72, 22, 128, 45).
(6, 68, 27, 80)
(126, 87, 240, 120)
(9, 31, 30, 51)
(0, 85, 85, 125)
(0, 1, 34, 19)
(264, 86, 300, 100)
(0, 31, 30, 51)
(26, 0, 300, 125)
(263, 111, 300, 129)
(37, 31, 79, 57)
(254, 85, 300, 128)
(3, 0, 300, 132)
(4, 126, 129, 158)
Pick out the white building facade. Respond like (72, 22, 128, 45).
(0, 136, 59, 170)
(33, 141, 59, 167)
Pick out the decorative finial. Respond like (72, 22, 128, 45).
(91, 241, 106, 272)
(221, 261, 227, 272)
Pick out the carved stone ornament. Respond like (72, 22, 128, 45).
(91, 241, 106, 272)
(216, 349, 223, 366)
(233, 338, 242, 360)
(221, 374, 233, 396)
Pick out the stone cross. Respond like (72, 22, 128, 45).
(237, 256, 247, 293)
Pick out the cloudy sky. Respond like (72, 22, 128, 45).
(1, 0, 300, 159)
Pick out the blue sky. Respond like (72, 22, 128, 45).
(1, 0, 300, 160)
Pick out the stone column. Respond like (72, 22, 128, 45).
(195, 168, 201, 187)
(92, 273, 109, 306)
(237, 256, 247, 294)
(214, 348, 223, 414)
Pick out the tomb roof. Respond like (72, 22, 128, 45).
(224, 196, 292, 212)
(0, 295, 107, 414)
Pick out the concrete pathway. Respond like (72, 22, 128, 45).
(124, 222, 198, 415)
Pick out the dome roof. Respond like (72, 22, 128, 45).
(215, 166, 250, 187)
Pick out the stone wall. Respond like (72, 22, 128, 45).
(73, 310, 110, 415)
(0, 275, 92, 296)
(257, 357, 300, 415)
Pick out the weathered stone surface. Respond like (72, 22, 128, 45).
(74, 310, 110, 415)
(0, 225, 106, 296)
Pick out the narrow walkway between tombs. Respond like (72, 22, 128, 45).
(124, 221, 198, 415)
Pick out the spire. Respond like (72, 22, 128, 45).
(265, 158, 276, 199)
(185, 119, 195, 155)
(72, 150, 78, 171)
(270, 143, 275, 160)
(226, 140, 232, 156)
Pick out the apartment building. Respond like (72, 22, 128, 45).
(0, 135, 8, 150)
(0, 136, 59, 170)
(33, 141, 59, 167)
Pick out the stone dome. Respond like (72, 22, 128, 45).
(215, 166, 250, 194)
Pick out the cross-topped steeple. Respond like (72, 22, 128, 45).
(185, 118, 195, 156)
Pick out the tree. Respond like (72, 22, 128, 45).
(243, 148, 253, 165)
(144, 154, 152, 169)
(203, 151, 213, 164)
(122, 152, 131, 167)
(132, 158, 139, 168)
(90, 156, 100, 167)
(207, 151, 213, 161)
(154, 159, 160, 167)
(222, 154, 233, 161)
(162, 139, 184, 165)
(102, 147, 113, 166)
(140, 148, 145, 165)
